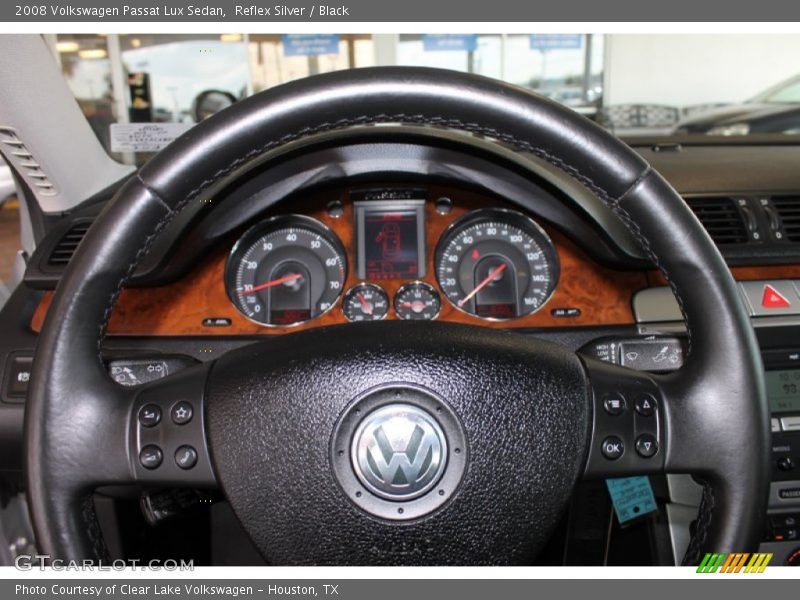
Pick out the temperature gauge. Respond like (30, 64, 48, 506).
(342, 284, 390, 322)
(394, 282, 441, 321)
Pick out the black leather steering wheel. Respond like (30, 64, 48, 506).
(26, 67, 770, 565)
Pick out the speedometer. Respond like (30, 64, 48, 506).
(225, 215, 346, 326)
(435, 209, 559, 320)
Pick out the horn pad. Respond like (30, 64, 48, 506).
(330, 384, 469, 520)
(206, 321, 590, 565)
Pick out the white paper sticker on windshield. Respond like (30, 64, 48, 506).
(110, 123, 192, 153)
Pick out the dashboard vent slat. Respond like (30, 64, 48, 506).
(685, 197, 748, 246)
(773, 197, 800, 242)
(0, 126, 58, 197)
(47, 221, 92, 266)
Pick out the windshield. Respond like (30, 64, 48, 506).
(751, 76, 800, 104)
(51, 33, 800, 165)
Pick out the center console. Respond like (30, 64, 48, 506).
(762, 349, 800, 562)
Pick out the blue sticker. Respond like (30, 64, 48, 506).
(282, 34, 341, 57)
(605, 476, 657, 524)
(529, 34, 583, 51)
(422, 34, 479, 53)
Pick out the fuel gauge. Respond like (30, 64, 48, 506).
(342, 284, 390, 322)
(395, 282, 441, 321)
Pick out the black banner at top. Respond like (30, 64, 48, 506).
(3, 0, 800, 22)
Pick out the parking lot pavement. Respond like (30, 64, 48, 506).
(0, 199, 20, 283)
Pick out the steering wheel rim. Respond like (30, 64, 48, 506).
(26, 67, 769, 564)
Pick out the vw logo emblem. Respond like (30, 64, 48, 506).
(352, 404, 447, 501)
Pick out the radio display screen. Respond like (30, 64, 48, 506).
(766, 369, 800, 413)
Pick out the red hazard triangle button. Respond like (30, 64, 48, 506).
(762, 284, 792, 309)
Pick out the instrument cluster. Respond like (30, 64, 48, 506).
(224, 188, 560, 327)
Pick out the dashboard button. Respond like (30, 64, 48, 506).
(5, 354, 33, 401)
(781, 528, 799, 541)
(601, 436, 624, 460)
(780, 488, 800, 500)
(140, 445, 163, 469)
(202, 317, 231, 328)
(777, 457, 795, 472)
(781, 416, 800, 431)
(771, 514, 798, 528)
(138, 404, 162, 427)
(171, 401, 193, 425)
(635, 434, 658, 458)
(740, 281, 800, 316)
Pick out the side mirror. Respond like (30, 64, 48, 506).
(192, 90, 237, 122)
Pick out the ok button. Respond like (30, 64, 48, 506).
(601, 436, 625, 460)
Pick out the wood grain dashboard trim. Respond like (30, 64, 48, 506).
(38, 183, 774, 337)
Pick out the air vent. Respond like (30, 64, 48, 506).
(686, 197, 749, 245)
(47, 221, 92, 267)
(772, 196, 800, 243)
(0, 126, 57, 196)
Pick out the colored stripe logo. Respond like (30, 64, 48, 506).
(697, 553, 773, 573)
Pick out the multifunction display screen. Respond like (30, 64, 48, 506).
(766, 369, 800, 413)
(354, 197, 426, 280)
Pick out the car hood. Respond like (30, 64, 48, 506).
(676, 102, 800, 132)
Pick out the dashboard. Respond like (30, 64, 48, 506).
(8, 136, 800, 565)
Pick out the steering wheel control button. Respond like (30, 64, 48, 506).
(602, 392, 626, 416)
(175, 445, 198, 470)
(601, 436, 625, 460)
(171, 401, 193, 425)
(634, 393, 657, 417)
(635, 434, 659, 458)
(138, 404, 162, 427)
(331, 384, 468, 521)
(139, 445, 163, 469)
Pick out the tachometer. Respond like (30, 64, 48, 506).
(435, 209, 559, 320)
(225, 215, 346, 326)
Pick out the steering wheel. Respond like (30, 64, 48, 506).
(26, 67, 770, 565)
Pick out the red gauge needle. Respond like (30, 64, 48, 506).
(239, 273, 303, 295)
(457, 263, 508, 308)
(399, 301, 426, 312)
(357, 292, 374, 315)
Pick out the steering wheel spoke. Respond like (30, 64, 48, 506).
(129, 363, 217, 488)
(582, 358, 666, 478)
